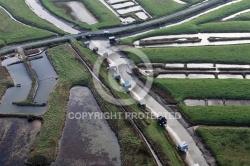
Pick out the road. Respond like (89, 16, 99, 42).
(88, 39, 208, 166)
(0, 0, 231, 55)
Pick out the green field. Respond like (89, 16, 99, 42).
(153, 79, 250, 125)
(180, 105, 250, 126)
(136, 0, 185, 17)
(126, 44, 250, 64)
(0, 0, 65, 34)
(137, 0, 204, 17)
(0, 9, 55, 47)
(0, 64, 13, 99)
(40, 0, 121, 30)
(197, 126, 250, 166)
(122, 0, 250, 44)
(232, 11, 250, 21)
(154, 79, 250, 102)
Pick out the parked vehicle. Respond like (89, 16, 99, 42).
(157, 116, 167, 126)
(178, 141, 188, 152)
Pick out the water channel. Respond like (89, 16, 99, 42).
(136, 33, 250, 47)
(0, 51, 57, 115)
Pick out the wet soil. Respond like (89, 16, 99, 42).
(52, 86, 121, 166)
(0, 118, 41, 166)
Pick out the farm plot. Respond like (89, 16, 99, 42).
(0, 8, 55, 47)
(197, 126, 250, 166)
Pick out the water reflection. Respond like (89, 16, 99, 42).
(0, 52, 58, 115)
(54, 1, 98, 25)
(0, 118, 41, 166)
(25, 0, 79, 34)
(53, 86, 121, 166)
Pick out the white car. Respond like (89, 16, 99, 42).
(103, 30, 110, 34)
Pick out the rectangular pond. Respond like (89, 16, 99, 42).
(53, 86, 121, 165)
(54, 1, 98, 25)
(117, 6, 141, 14)
(112, 2, 134, 9)
(157, 74, 187, 78)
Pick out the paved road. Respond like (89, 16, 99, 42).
(0, 0, 230, 55)
(88, 39, 208, 166)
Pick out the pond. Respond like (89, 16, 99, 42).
(0, 118, 41, 165)
(184, 99, 250, 106)
(25, 0, 79, 34)
(0, 52, 57, 115)
(135, 12, 148, 20)
(117, 6, 141, 14)
(112, 2, 134, 9)
(54, 1, 98, 25)
(53, 86, 121, 166)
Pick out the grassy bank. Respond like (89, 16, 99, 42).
(0, 64, 13, 99)
(232, 11, 250, 21)
(136, 0, 208, 18)
(0, 0, 65, 35)
(0, 8, 55, 47)
(197, 126, 250, 166)
(26, 44, 157, 165)
(154, 79, 250, 102)
(181, 105, 250, 126)
(12, 59, 41, 106)
(126, 44, 250, 64)
(136, 0, 185, 17)
(122, 0, 250, 44)
(70, 39, 185, 166)
(40, 0, 121, 30)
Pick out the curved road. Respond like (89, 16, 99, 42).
(0, 0, 232, 55)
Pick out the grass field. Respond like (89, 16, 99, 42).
(136, 0, 206, 17)
(71, 39, 185, 166)
(154, 79, 250, 102)
(40, 0, 121, 30)
(153, 79, 250, 125)
(136, 0, 185, 17)
(0, 9, 55, 47)
(232, 11, 250, 21)
(0, 0, 65, 34)
(122, 0, 250, 44)
(126, 44, 250, 64)
(180, 105, 250, 126)
(197, 126, 250, 166)
(0, 64, 13, 99)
